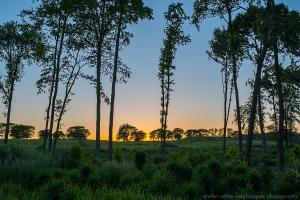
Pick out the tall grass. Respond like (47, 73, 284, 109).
(0, 141, 299, 199)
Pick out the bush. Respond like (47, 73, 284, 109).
(225, 148, 240, 159)
(113, 147, 124, 164)
(187, 150, 209, 167)
(167, 161, 192, 182)
(275, 169, 300, 194)
(207, 159, 222, 178)
(120, 170, 143, 187)
(149, 170, 174, 195)
(134, 150, 146, 170)
(291, 145, 300, 160)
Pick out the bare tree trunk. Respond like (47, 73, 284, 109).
(222, 67, 228, 151)
(108, 0, 122, 161)
(246, 0, 271, 166)
(258, 87, 267, 154)
(272, 0, 284, 171)
(95, 43, 102, 155)
(4, 82, 14, 145)
(43, 73, 55, 153)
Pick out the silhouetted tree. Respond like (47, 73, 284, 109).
(66, 126, 91, 139)
(0, 21, 39, 144)
(158, 3, 191, 155)
(10, 124, 35, 139)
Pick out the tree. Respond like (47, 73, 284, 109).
(0, 21, 39, 144)
(207, 27, 234, 151)
(172, 128, 184, 140)
(131, 130, 147, 141)
(20, 0, 83, 153)
(65, 126, 91, 139)
(0, 123, 14, 138)
(272, 0, 284, 171)
(116, 123, 137, 141)
(192, 0, 252, 152)
(38, 130, 64, 139)
(158, 3, 191, 156)
(52, 20, 90, 152)
(149, 128, 161, 141)
(10, 124, 35, 139)
(108, 0, 153, 161)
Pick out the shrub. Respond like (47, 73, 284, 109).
(167, 161, 192, 182)
(134, 150, 146, 170)
(247, 168, 263, 192)
(225, 148, 240, 159)
(187, 150, 209, 167)
(41, 178, 65, 200)
(207, 159, 222, 178)
(182, 181, 204, 199)
(149, 170, 174, 195)
(113, 147, 124, 164)
(142, 163, 155, 179)
(291, 145, 300, 160)
(102, 161, 135, 187)
(120, 170, 143, 187)
(275, 169, 300, 194)
(80, 164, 94, 179)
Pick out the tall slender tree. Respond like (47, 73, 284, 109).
(107, 0, 153, 160)
(158, 3, 191, 155)
(207, 27, 234, 151)
(0, 21, 39, 144)
(192, 0, 251, 152)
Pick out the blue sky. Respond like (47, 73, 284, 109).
(0, 0, 299, 139)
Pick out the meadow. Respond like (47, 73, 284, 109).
(0, 137, 299, 200)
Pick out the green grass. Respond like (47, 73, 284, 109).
(0, 137, 299, 199)
(0, 137, 277, 150)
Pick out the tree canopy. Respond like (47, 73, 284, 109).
(65, 126, 91, 139)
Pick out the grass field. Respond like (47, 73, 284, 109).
(0, 137, 298, 199)
(0, 136, 277, 150)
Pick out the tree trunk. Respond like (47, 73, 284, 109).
(53, 64, 80, 153)
(48, 17, 68, 153)
(4, 82, 14, 145)
(95, 43, 102, 155)
(246, 0, 271, 166)
(108, 1, 122, 161)
(222, 67, 228, 151)
(226, 6, 242, 153)
(43, 72, 55, 153)
(258, 87, 267, 154)
(272, 0, 284, 171)
(284, 116, 288, 147)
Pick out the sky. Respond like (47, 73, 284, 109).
(0, 0, 299, 140)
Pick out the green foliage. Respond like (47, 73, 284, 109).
(207, 158, 222, 178)
(1, 140, 300, 198)
(167, 161, 193, 182)
(113, 147, 124, 163)
(291, 145, 300, 160)
(224, 147, 240, 159)
(116, 123, 138, 142)
(275, 169, 300, 194)
(134, 149, 146, 170)
(187, 150, 209, 166)
(120, 170, 143, 187)
(10, 125, 35, 139)
(149, 170, 174, 195)
(66, 126, 91, 139)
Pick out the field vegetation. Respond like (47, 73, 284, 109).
(0, 137, 299, 199)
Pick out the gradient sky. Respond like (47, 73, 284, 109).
(0, 0, 299, 140)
